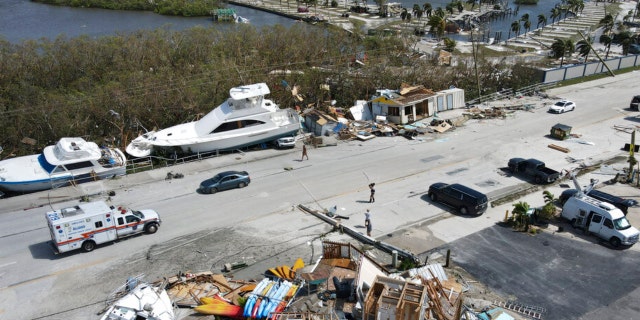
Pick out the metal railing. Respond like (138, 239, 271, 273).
(466, 82, 559, 106)
(125, 148, 251, 174)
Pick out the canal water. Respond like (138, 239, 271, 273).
(0, 0, 563, 43)
(0, 0, 294, 43)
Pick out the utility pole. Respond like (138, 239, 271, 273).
(470, 28, 481, 100)
(628, 130, 637, 182)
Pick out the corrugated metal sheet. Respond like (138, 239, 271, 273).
(407, 263, 448, 281)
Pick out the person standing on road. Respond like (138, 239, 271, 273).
(301, 144, 309, 161)
(365, 210, 372, 236)
(369, 183, 375, 203)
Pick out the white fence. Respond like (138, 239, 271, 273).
(542, 54, 640, 83)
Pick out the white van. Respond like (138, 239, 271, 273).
(561, 195, 640, 247)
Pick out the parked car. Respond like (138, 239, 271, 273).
(275, 137, 296, 148)
(198, 171, 250, 194)
(428, 183, 489, 216)
(559, 189, 638, 215)
(630, 95, 640, 111)
(548, 100, 576, 113)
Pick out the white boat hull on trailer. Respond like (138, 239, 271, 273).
(126, 83, 300, 157)
(0, 137, 126, 193)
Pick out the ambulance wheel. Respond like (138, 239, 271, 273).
(610, 237, 621, 248)
(570, 219, 577, 229)
(82, 241, 96, 252)
(145, 223, 158, 234)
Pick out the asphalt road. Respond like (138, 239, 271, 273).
(1, 71, 640, 319)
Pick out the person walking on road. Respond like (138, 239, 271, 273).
(301, 144, 309, 161)
(365, 210, 372, 237)
(369, 183, 375, 203)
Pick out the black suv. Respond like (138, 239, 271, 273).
(630, 95, 640, 111)
(559, 189, 637, 214)
(428, 183, 489, 216)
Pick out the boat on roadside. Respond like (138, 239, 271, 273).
(100, 276, 175, 320)
(0, 137, 126, 193)
(126, 83, 300, 157)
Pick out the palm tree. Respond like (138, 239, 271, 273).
(427, 13, 446, 40)
(617, 31, 634, 55)
(511, 201, 531, 230)
(537, 14, 547, 28)
(551, 38, 574, 66)
(400, 8, 409, 21)
(434, 6, 445, 17)
(598, 14, 614, 34)
(599, 34, 613, 59)
(510, 20, 521, 39)
(524, 20, 531, 34)
(443, 37, 457, 52)
(445, 3, 454, 14)
(413, 3, 420, 18)
(423, 2, 432, 17)
(550, 7, 560, 24)
(598, 14, 614, 59)
(575, 38, 592, 63)
(456, 1, 463, 13)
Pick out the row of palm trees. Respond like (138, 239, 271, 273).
(507, 0, 585, 41)
(550, 13, 639, 67)
(417, 0, 587, 42)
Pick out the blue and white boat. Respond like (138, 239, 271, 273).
(0, 137, 126, 193)
(126, 83, 300, 157)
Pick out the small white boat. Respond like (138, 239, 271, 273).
(235, 15, 250, 23)
(0, 137, 126, 193)
(100, 277, 175, 320)
(126, 83, 300, 157)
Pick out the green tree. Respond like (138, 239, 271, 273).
(443, 37, 456, 52)
(445, 3, 454, 14)
(539, 191, 557, 221)
(599, 34, 613, 59)
(537, 14, 547, 28)
(423, 2, 432, 17)
(550, 7, 561, 24)
(401, 8, 409, 20)
(510, 20, 521, 39)
(616, 31, 634, 55)
(427, 13, 446, 40)
(510, 201, 531, 230)
(551, 38, 574, 66)
(575, 38, 592, 63)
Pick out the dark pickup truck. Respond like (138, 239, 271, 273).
(508, 158, 561, 184)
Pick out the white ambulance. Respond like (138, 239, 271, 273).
(46, 200, 162, 253)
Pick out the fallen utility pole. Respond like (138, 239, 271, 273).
(297, 204, 421, 266)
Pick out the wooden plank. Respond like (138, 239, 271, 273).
(548, 144, 570, 153)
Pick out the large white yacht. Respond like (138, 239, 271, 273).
(126, 83, 300, 157)
(0, 137, 126, 193)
